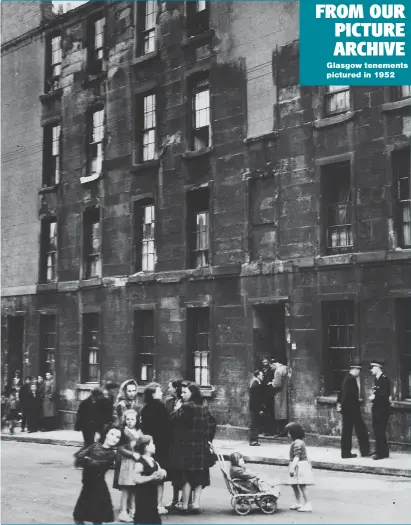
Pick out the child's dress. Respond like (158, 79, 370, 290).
(117, 427, 143, 487)
(73, 442, 116, 524)
(132, 457, 162, 525)
(286, 439, 314, 485)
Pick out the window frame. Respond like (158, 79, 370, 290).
(135, 92, 157, 163)
(189, 76, 211, 151)
(187, 306, 211, 387)
(83, 207, 101, 279)
(134, 309, 155, 384)
(392, 147, 411, 249)
(185, 0, 210, 37)
(186, 188, 211, 269)
(40, 218, 58, 284)
(45, 33, 62, 93)
(43, 123, 61, 187)
(133, 199, 156, 273)
(81, 312, 101, 384)
(39, 314, 57, 377)
(136, 0, 157, 56)
(87, 107, 105, 177)
(324, 86, 351, 116)
(88, 15, 106, 74)
(391, 86, 411, 102)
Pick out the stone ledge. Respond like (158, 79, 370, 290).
(244, 131, 279, 144)
(39, 88, 63, 103)
(381, 98, 411, 112)
(37, 283, 58, 293)
(181, 29, 214, 48)
(131, 159, 160, 173)
(317, 253, 354, 266)
(182, 147, 213, 160)
(313, 111, 355, 129)
(131, 50, 159, 66)
(79, 278, 102, 289)
(57, 281, 79, 292)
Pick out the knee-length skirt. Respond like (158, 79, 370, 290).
(286, 460, 315, 485)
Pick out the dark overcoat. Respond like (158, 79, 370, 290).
(141, 399, 170, 468)
(75, 397, 113, 434)
(337, 373, 361, 413)
(168, 401, 215, 472)
(249, 379, 264, 415)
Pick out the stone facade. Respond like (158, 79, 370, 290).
(2, 2, 410, 445)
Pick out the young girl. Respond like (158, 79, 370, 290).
(5, 392, 20, 434)
(285, 422, 314, 512)
(73, 425, 122, 525)
(229, 452, 281, 497)
(131, 435, 167, 525)
(116, 409, 143, 523)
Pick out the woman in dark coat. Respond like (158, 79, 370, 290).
(26, 383, 42, 433)
(168, 382, 216, 514)
(164, 380, 183, 508)
(140, 383, 170, 514)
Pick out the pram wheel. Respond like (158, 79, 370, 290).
(230, 496, 236, 509)
(258, 495, 277, 514)
(234, 496, 252, 516)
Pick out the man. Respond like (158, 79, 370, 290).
(261, 358, 274, 435)
(270, 358, 288, 437)
(249, 370, 264, 446)
(114, 379, 139, 423)
(337, 361, 370, 458)
(370, 360, 391, 460)
(75, 387, 112, 446)
(43, 372, 57, 431)
(19, 376, 32, 432)
(36, 375, 45, 430)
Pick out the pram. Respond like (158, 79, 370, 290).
(209, 443, 281, 516)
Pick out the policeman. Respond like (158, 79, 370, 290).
(337, 360, 370, 458)
(369, 360, 391, 460)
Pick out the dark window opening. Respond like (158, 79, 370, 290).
(134, 310, 154, 383)
(252, 304, 286, 369)
(43, 124, 61, 186)
(325, 86, 350, 116)
(134, 200, 156, 273)
(322, 162, 353, 255)
(88, 108, 104, 176)
(45, 34, 61, 92)
(186, 0, 209, 37)
(187, 188, 210, 268)
(83, 207, 101, 279)
(40, 315, 57, 376)
(392, 148, 411, 248)
(82, 313, 100, 383)
(40, 219, 57, 284)
(187, 307, 210, 386)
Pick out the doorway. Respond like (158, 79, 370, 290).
(252, 304, 286, 368)
(7, 316, 24, 390)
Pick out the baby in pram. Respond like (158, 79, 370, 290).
(229, 452, 280, 496)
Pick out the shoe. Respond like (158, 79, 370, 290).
(290, 503, 302, 510)
(118, 510, 133, 523)
(158, 506, 168, 515)
(298, 504, 312, 512)
(372, 455, 389, 460)
(128, 510, 135, 520)
(250, 442, 260, 446)
(341, 453, 357, 459)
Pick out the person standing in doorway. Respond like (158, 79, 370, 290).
(36, 375, 45, 431)
(370, 361, 391, 460)
(337, 360, 370, 458)
(43, 372, 57, 431)
(261, 359, 274, 436)
(26, 383, 41, 433)
(249, 370, 264, 446)
(270, 359, 288, 437)
(19, 376, 31, 432)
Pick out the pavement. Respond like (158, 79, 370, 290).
(2, 428, 411, 478)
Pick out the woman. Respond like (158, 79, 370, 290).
(140, 383, 170, 515)
(164, 380, 183, 509)
(168, 382, 216, 514)
(165, 380, 183, 415)
(114, 379, 139, 423)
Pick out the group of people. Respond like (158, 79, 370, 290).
(1, 370, 57, 434)
(73, 378, 216, 525)
(249, 358, 289, 446)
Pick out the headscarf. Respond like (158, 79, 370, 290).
(114, 379, 139, 407)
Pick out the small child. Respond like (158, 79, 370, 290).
(73, 425, 122, 525)
(229, 452, 281, 497)
(5, 392, 20, 434)
(285, 422, 314, 512)
(131, 435, 167, 525)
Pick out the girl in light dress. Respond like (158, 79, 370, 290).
(285, 422, 314, 512)
(117, 409, 143, 522)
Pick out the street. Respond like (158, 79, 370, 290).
(1, 441, 410, 524)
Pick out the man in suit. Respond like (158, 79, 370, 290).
(249, 370, 264, 446)
(337, 361, 370, 459)
(370, 360, 391, 460)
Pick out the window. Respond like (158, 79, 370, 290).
(322, 162, 353, 254)
(187, 188, 210, 268)
(82, 313, 100, 383)
(40, 315, 57, 376)
(391, 86, 411, 101)
(324, 301, 355, 393)
(83, 207, 101, 279)
(325, 86, 350, 115)
(250, 177, 276, 260)
(88, 17, 105, 73)
(134, 310, 154, 383)
(397, 299, 411, 399)
(136, 94, 156, 162)
(88, 109, 104, 176)
(186, 0, 209, 36)
(137, 0, 157, 55)
(187, 307, 210, 386)
(43, 124, 61, 186)
(134, 201, 156, 272)
(40, 219, 57, 283)
(191, 78, 210, 151)
(46, 35, 62, 92)
(392, 148, 411, 248)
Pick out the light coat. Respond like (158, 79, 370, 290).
(272, 365, 288, 420)
(43, 378, 57, 418)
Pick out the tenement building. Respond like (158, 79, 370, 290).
(1, 1, 410, 445)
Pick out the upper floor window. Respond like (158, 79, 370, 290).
(136, 0, 157, 56)
(88, 16, 105, 74)
(391, 86, 411, 101)
(43, 124, 61, 187)
(82, 312, 100, 383)
(135, 93, 156, 163)
(249, 177, 276, 261)
(134, 310, 155, 383)
(134, 200, 156, 273)
(40, 219, 58, 283)
(191, 78, 210, 151)
(187, 307, 210, 386)
(187, 188, 210, 268)
(46, 35, 62, 92)
(83, 207, 101, 279)
(393, 148, 411, 248)
(186, 0, 209, 36)
(322, 161, 353, 255)
(325, 86, 350, 116)
(88, 109, 104, 177)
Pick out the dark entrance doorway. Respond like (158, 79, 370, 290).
(252, 304, 286, 368)
(7, 316, 24, 390)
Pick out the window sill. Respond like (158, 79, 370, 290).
(77, 383, 99, 391)
(391, 400, 411, 411)
(39, 184, 59, 194)
(381, 98, 411, 112)
(313, 111, 355, 129)
(316, 253, 354, 267)
(131, 159, 160, 173)
(316, 395, 338, 406)
(244, 131, 279, 144)
(57, 281, 79, 292)
(79, 278, 102, 289)
(37, 282, 58, 293)
(80, 173, 102, 184)
(131, 50, 159, 66)
(127, 272, 157, 284)
(181, 29, 214, 48)
(39, 88, 63, 103)
(182, 147, 213, 160)
(200, 385, 216, 398)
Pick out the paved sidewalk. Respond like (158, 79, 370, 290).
(2, 428, 410, 477)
